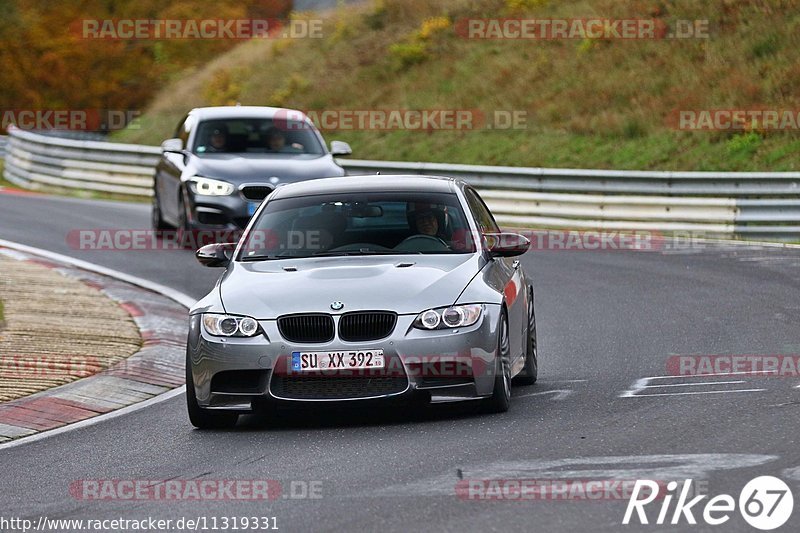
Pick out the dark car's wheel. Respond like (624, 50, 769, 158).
(151, 193, 171, 231)
(485, 310, 511, 413)
(513, 289, 538, 386)
(177, 193, 194, 248)
(186, 354, 238, 429)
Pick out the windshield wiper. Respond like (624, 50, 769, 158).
(240, 255, 284, 262)
(242, 250, 409, 261)
(312, 250, 406, 257)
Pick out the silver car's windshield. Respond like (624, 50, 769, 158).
(193, 118, 324, 155)
(239, 191, 477, 260)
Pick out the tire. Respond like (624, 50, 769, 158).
(513, 289, 538, 386)
(186, 353, 238, 429)
(485, 310, 511, 413)
(177, 193, 194, 249)
(151, 192, 171, 231)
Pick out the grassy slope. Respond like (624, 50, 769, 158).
(114, 0, 800, 171)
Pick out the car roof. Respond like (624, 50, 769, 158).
(188, 106, 306, 121)
(271, 175, 460, 198)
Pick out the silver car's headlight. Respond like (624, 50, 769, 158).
(188, 177, 235, 196)
(413, 304, 483, 330)
(202, 313, 260, 337)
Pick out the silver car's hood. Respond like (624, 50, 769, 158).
(219, 254, 482, 318)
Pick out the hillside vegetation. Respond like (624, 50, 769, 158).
(114, 0, 800, 171)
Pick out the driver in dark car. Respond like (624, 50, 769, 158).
(206, 126, 228, 152)
(264, 127, 286, 151)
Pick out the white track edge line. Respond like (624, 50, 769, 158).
(0, 387, 186, 451)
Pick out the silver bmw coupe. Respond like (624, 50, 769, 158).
(186, 175, 538, 428)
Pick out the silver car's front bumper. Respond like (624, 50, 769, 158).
(186, 304, 503, 411)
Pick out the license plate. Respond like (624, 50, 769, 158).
(291, 350, 385, 371)
(247, 202, 259, 216)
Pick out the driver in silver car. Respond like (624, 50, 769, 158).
(407, 203, 450, 241)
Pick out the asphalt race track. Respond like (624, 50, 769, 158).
(1, 191, 799, 532)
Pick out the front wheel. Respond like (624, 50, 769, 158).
(151, 192, 171, 231)
(485, 311, 511, 413)
(177, 193, 195, 249)
(186, 354, 238, 429)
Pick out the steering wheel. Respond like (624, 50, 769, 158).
(396, 234, 450, 252)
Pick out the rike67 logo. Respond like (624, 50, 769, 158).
(623, 476, 793, 530)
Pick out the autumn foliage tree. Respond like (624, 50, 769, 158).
(0, 0, 291, 131)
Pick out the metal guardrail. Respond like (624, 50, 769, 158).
(3, 127, 799, 240)
(4, 127, 159, 196)
(0, 135, 7, 158)
(345, 160, 800, 238)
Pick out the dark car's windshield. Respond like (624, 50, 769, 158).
(193, 118, 325, 155)
(239, 191, 477, 260)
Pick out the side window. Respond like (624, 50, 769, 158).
(465, 188, 500, 233)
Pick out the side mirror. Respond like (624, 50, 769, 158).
(485, 233, 530, 258)
(330, 140, 352, 156)
(196, 243, 236, 267)
(161, 138, 184, 153)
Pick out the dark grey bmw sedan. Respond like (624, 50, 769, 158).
(152, 106, 352, 233)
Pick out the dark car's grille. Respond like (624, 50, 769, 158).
(240, 185, 274, 201)
(339, 312, 397, 342)
(278, 314, 334, 343)
(270, 374, 408, 400)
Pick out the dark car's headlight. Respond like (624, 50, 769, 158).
(413, 304, 483, 330)
(202, 313, 260, 337)
(188, 177, 235, 196)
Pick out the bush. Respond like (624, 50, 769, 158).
(505, 0, 548, 11)
(388, 16, 451, 70)
(727, 132, 763, 156)
(388, 42, 430, 69)
(269, 73, 310, 108)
